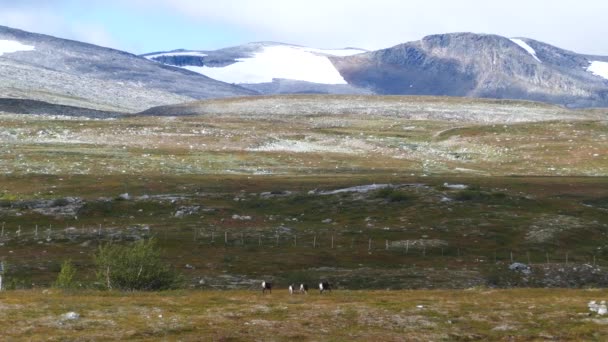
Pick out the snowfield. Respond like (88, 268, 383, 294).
(0, 40, 35, 56)
(510, 39, 541, 63)
(587, 61, 608, 80)
(183, 45, 363, 84)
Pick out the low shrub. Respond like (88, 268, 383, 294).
(94, 238, 182, 291)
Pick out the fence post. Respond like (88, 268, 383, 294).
(594, 254, 597, 266)
(313, 235, 316, 248)
(331, 235, 334, 249)
(211, 231, 215, 243)
(241, 232, 244, 245)
(368, 238, 372, 251)
(225, 231, 228, 244)
(294, 234, 297, 247)
(510, 251, 513, 263)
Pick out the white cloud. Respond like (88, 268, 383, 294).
(131, 0, 608, 54)
(0, 4, 119, 49)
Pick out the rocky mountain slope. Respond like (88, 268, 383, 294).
(0, 26, 255, 112)
(146, 33, 608, 108)
(333, 33, 608, 108)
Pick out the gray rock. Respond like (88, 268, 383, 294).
(61, 312, 80, 320)
(509, 262, 532, 275)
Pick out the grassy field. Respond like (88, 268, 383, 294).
(1, 288, 608, 341)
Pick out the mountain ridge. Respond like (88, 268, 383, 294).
(145, 32, 608, 108)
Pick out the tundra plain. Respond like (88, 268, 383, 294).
(0, 95, 607, 340)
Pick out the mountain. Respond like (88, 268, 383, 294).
(333, 33, 608, 108)
(0, 26, 255, 112)
(142, 42, 372, 95)
(145, 34, 608, 108)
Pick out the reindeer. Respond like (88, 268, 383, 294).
(261, 281, 272, 294)
(319, 282, 331, 294)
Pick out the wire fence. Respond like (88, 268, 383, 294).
(0, 223, 605, 267)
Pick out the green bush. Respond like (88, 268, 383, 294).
(94, 238, 182, 291)
(53, 260, 78, 289)
(374, 187, 410, 203)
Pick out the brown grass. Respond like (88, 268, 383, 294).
(0, 288, 607, 341)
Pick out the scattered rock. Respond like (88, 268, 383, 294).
(589, 300, 608, 315)
(443, 183, 468, 190)
(62, 312, 80, 320)
(174, 206, 200, 218)
(232, 214, 252, 221)
(509, 262, 532, 275)
(117, 193, 130, 200)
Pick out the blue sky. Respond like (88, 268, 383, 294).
(1, 0, 607, 55)
(59, 1, 254, 52)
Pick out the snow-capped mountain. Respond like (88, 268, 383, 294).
(0, 25, 254, 112)
(143, 42, 371, 95)
(146, 34, 608, 107)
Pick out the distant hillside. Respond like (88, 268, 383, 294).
(0, 98, 122, 118)
(0, 25, 255, 112)
(138, 95, 606, 123)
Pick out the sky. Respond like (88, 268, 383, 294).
(0, 0, 607, 55)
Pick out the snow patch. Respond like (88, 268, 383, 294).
(0, 40, 35, 56)
(587, 61, 608, 80)
(184, 45, 354, 84)
(301, 47, 366, 57)
(145, 51, 207, 59)
(510, 39, 541, 63)
(316, 184, 392, 195)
